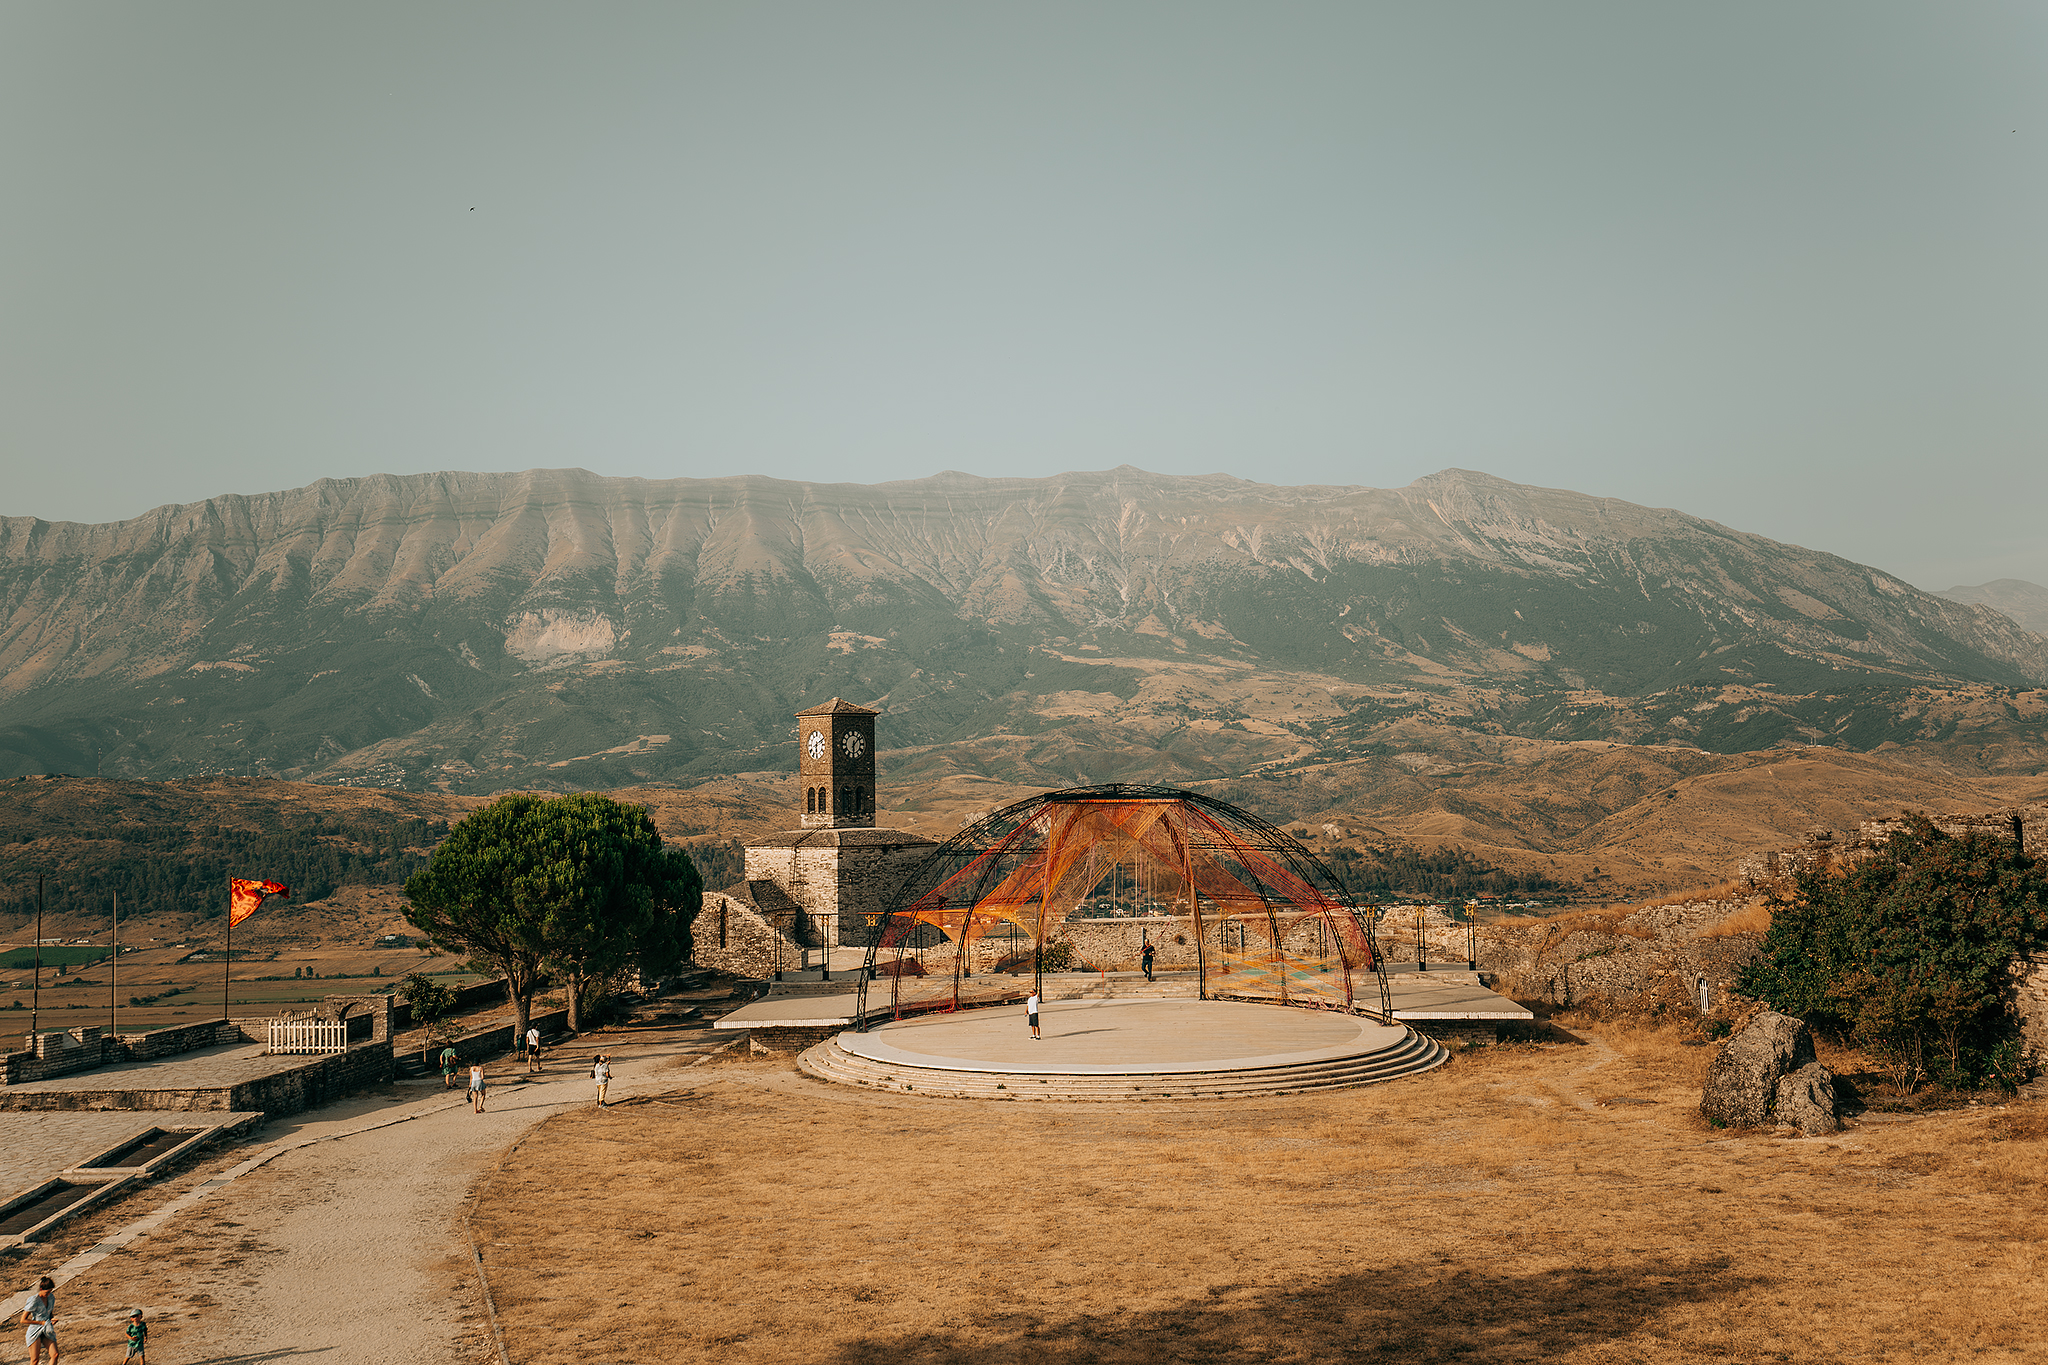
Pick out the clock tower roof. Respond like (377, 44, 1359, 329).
(796, 697, 879, 717)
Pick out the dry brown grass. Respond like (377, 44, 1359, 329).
(1699, 900, 1773, 938)
(470, 1027, 2048, 1364)
(1634, 878, 1751, 909)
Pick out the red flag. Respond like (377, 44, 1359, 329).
(229, 878, 290, 927)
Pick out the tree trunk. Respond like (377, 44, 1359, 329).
(565, 974, 582, 1033)
(508, 972, 533, 1043)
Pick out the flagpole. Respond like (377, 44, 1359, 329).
(30, 875, 42, 1047)
(110, 890, 118, 1037)
(225, 878, 232, 1025)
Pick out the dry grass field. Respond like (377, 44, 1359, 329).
(471, 1021, 2047, 1365)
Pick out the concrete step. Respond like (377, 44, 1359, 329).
(797, 1026, 1447, 1101)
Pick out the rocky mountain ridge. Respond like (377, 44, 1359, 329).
(2, 466, 2044, 795)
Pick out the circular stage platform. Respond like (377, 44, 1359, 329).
(798, 997, 1449, 1101)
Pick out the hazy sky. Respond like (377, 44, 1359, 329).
(4, 3, 2043, 590)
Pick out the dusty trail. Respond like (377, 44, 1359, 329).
(27, 1026, 724, 1365)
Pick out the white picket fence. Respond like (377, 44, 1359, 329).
(267, 1017, 347, 1055)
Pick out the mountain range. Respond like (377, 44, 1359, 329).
(6, 464, 2048, 899)
(2, 465, 2045, 803)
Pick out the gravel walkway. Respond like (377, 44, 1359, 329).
(3, 1025, 731, 1364)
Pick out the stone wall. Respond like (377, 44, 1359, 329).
(744, 830, 937, 946)
(388, 976, 529, 1031)
(4, 1018, 256, 1085)
(1477, 899, 1764, 1013)
(0, 1041, 395, 1118)
(127, 1018, 247, 1060)
(693, 890, 808, 979)
(2016, 957, 2048, 1066)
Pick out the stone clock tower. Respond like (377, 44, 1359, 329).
(691, 697, 935, 967)
(797, 698, 877, 829)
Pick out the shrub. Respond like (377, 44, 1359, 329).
(1739, 815, 2048, 1091)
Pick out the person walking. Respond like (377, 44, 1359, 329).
(122, 1309, 146, 1364)
(468, 1062, 487, 1113)
(439, 1044, 459, 1089)
(1140, 941, 1155, 983)
(525, 1025, 542, 1073)
(19, 1274, 57, 1365)
(591, 1053, 611, 1107)
(1025, 991, 1041, 1040)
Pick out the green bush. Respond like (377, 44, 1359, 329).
(1740, 815, 2048, 1091)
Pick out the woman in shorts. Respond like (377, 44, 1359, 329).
(468, 1062, 487, 1113)
(20, 1274, 58, 1364)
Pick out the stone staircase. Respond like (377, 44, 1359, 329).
(797, 1025, 1448, 1101)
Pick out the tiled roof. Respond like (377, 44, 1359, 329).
(795, 696, 879, 716)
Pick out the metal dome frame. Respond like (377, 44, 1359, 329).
(855, 784, 1391, 1028)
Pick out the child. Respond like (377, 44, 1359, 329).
(124, 1308, 147, 1363)
(19, 1274, 56, 1365)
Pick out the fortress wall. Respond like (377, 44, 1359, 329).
(1478, 899, 1766, 1011)
(692, 890, 806, 979)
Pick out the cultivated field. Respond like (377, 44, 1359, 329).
(471, 1020, 2046, 1364)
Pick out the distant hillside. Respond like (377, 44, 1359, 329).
(3, 466, 2046, 793)
(1937, 578, 2048, 636)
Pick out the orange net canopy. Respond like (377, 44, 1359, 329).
(857, 785, 1389, 1024)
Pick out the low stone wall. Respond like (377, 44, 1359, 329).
(388, 977, 526, 1032)
(0, 1041, 394, 1118)
(395, 1007, 572, 1068)
(127, 1018, 248, 1060)
(4, 1018, 257, 1085)
(1476, 899, 1764, 1013)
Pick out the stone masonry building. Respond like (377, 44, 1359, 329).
(692, 699, 935, 978)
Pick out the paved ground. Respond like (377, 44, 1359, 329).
(1, 1025, 733, 1364)
(0, 1039, 317, 1093)
(0, 1110, 264, 1197)
(849, 997, 1391, 1071)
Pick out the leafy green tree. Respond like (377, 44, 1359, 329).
(396, 972, 457, 1067)
(402, 794, 700, 1040)
(525, 793, 700, 1030)
(1740, 815, 2048, 1090)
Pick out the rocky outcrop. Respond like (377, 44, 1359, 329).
(1700, 1010, 1837, 1131)
(1774, 1061, 1842, 1136)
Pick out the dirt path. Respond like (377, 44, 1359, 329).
(23, 1026, 727, 1365)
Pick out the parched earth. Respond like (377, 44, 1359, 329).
(10, 1017, 2048, 1365)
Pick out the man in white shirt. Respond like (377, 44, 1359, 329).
(592, 1054, 611, 1106)
(1026, 991, 1041, 1040)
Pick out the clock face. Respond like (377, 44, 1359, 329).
(843, 732, 866, 759)
(806, 730, 826, 760)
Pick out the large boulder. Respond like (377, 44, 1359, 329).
(1700, 1010, 1819, 1128)
(1774, 1061, 1842, 1135)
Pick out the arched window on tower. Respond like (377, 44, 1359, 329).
(840, 787, 850, 816)
(806, 788, 816, 814)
